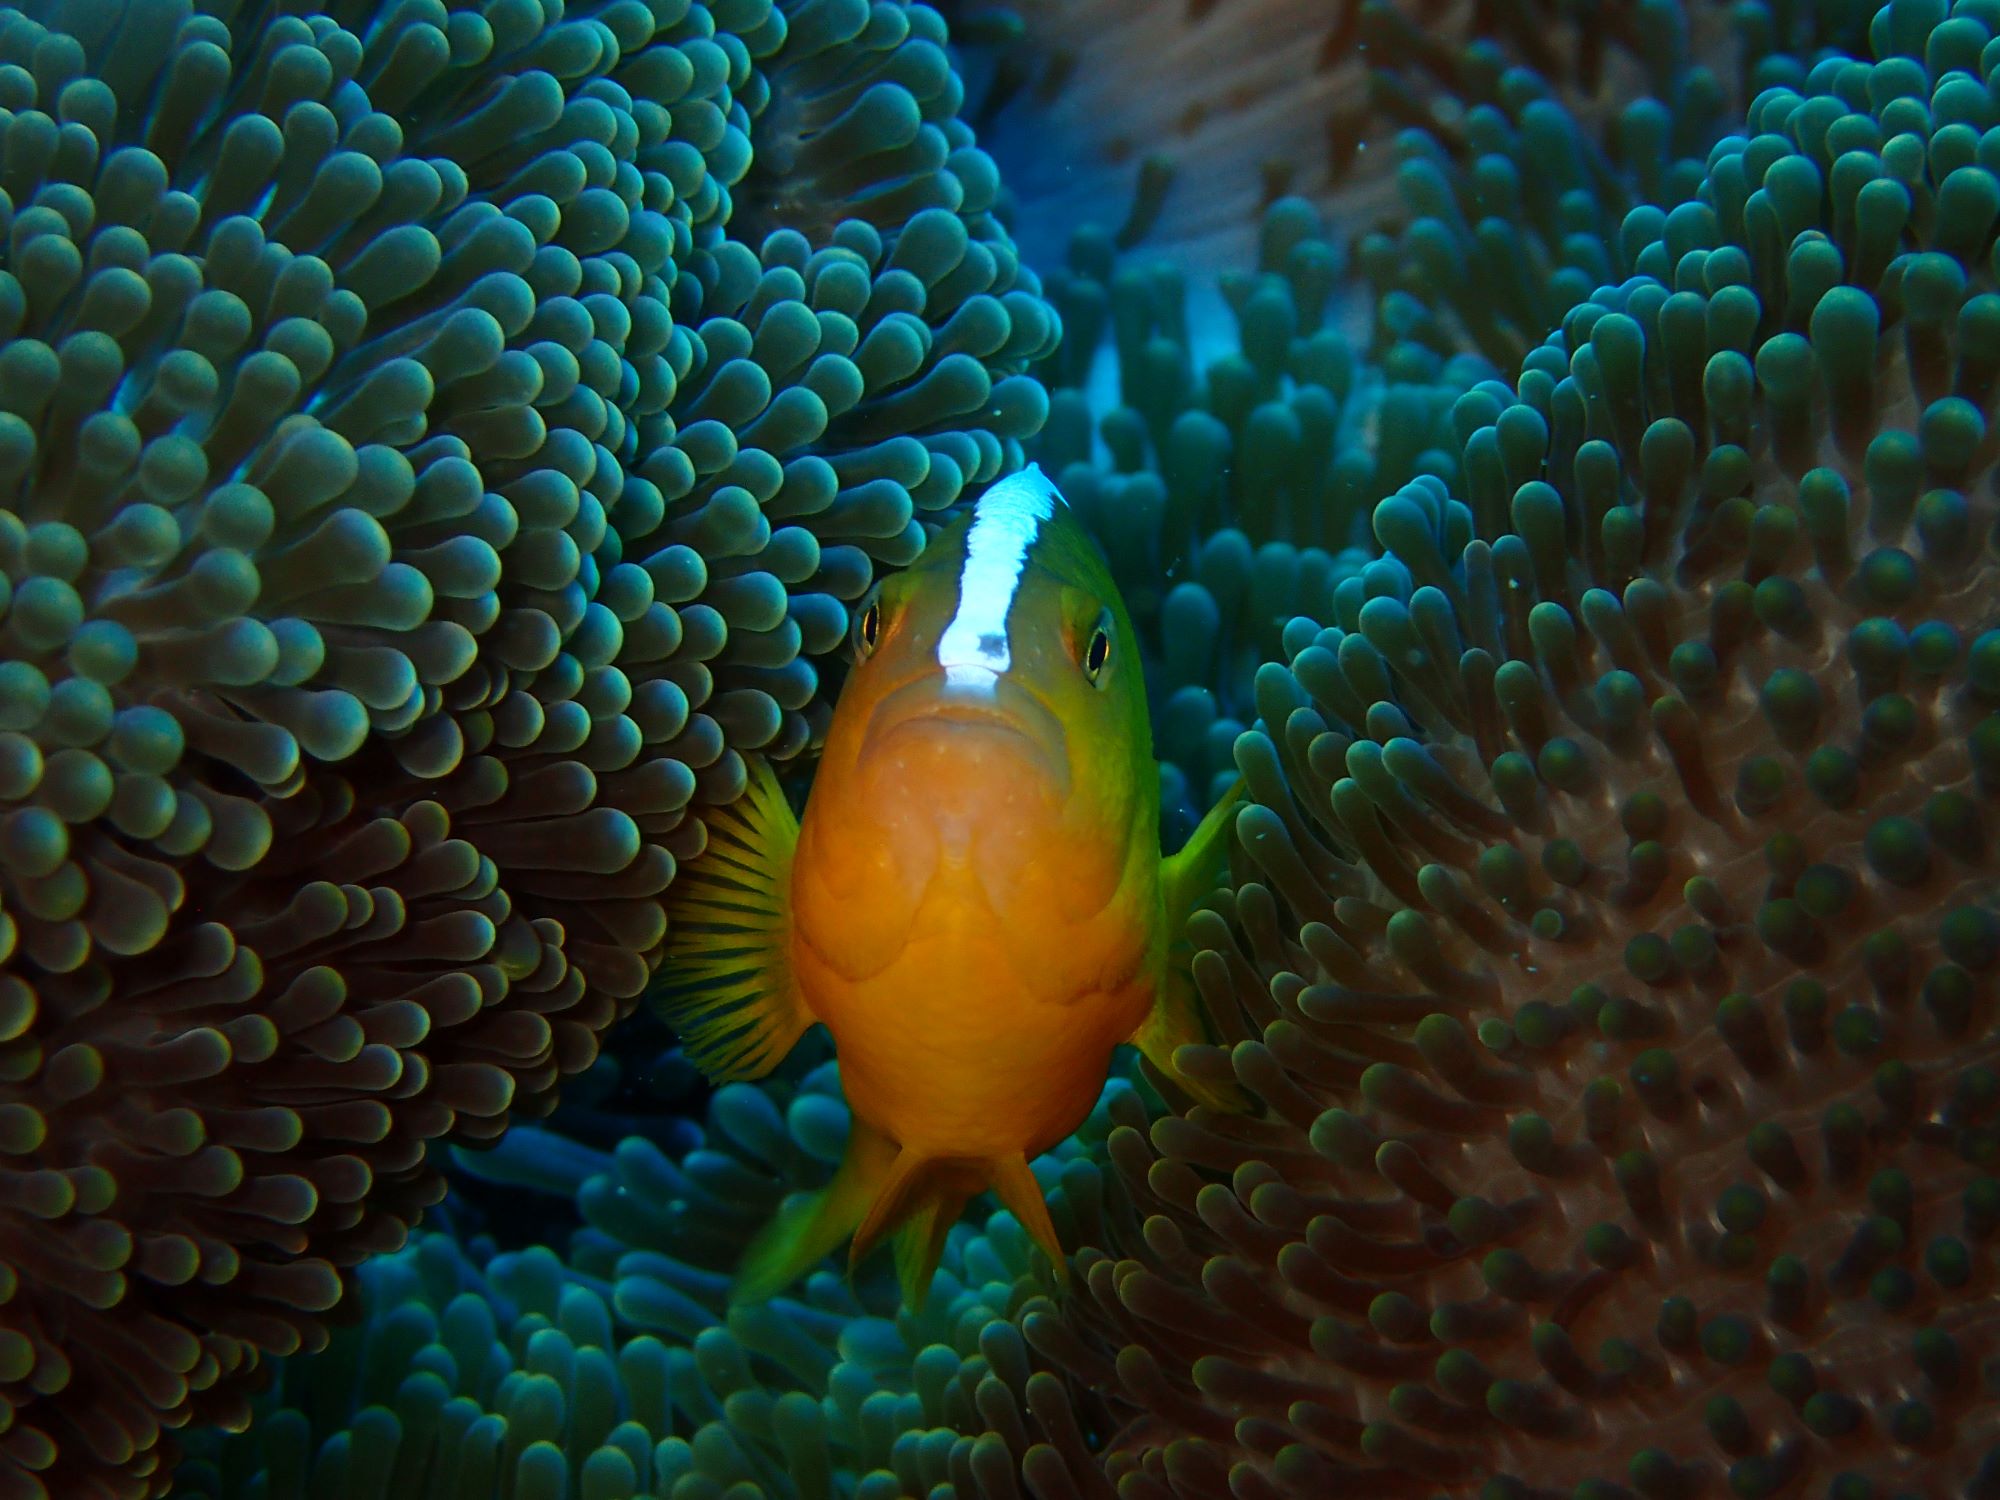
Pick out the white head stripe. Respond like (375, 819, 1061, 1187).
(936, 464, 1062, 687)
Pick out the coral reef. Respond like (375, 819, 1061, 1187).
(1034, 4, 2000, 1494)
(0, 0, 1052, 1493)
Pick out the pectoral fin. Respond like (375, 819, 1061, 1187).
(1132, 777, 1249, 1113)
(648, 754, 814, 1083)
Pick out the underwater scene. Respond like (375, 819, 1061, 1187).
(1, 0, 1998, 1495)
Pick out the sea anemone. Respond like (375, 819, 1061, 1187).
(173, 1060, 1113, 1500)
(1030, 196, 1486, 837)
(107, 0, 2000, 1496)
(1029, 4, 2000, 1493)
(0, 0, 1052, 1492)
(948, 0, 1870, 295)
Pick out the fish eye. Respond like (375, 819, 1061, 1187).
(1083, 623, 1112, 684)
(857, 599, 882, 656)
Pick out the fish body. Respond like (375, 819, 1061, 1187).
(653, 464, 1240, 1306)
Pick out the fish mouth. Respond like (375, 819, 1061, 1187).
(863, 666, 1070, 763)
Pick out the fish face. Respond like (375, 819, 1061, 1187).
(841, 663, 1077, 932)
(792, 466, 1162, 996)
(831, 466, 1151, 841)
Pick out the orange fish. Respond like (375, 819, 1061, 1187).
(652, 464, 1242, 1307)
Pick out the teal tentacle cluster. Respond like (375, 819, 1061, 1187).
(940, 0, 1873, 300)
(1358, 101, 1706, 378)
(1027, 2, 2000, 1493)
(1030, 199, 1487, 834)
(0, 0, 1052, 1493)
(944, 0, 1878, 383)
(624, 198, 1054, 800)
(742, 0, 992, 243)
(1352, 6, 1814, 375)
(175, 1063, 1125, 1500)
(116, 0, 2000, 1495)
(664, 0, 1058, 787)
(1350, 0, 1898, 377)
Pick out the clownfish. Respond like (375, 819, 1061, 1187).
(651, 463, 1243, 1308)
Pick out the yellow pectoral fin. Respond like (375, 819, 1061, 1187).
(1131, 969, 1249, 1114)
(648, 754, 813, 1084)
(1133, 777, 1250, 1113)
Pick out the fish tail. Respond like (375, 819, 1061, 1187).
(890, 1195, 960, 1313)
(733, 1120, 1076, 1309)
(1134, 776, 1250, 1113)
(847, 1144, 935, 1273)
(870, 1152, 1067, 1310)
(649, 754, 813, 1084)
(731, 1115, 900, 1306)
